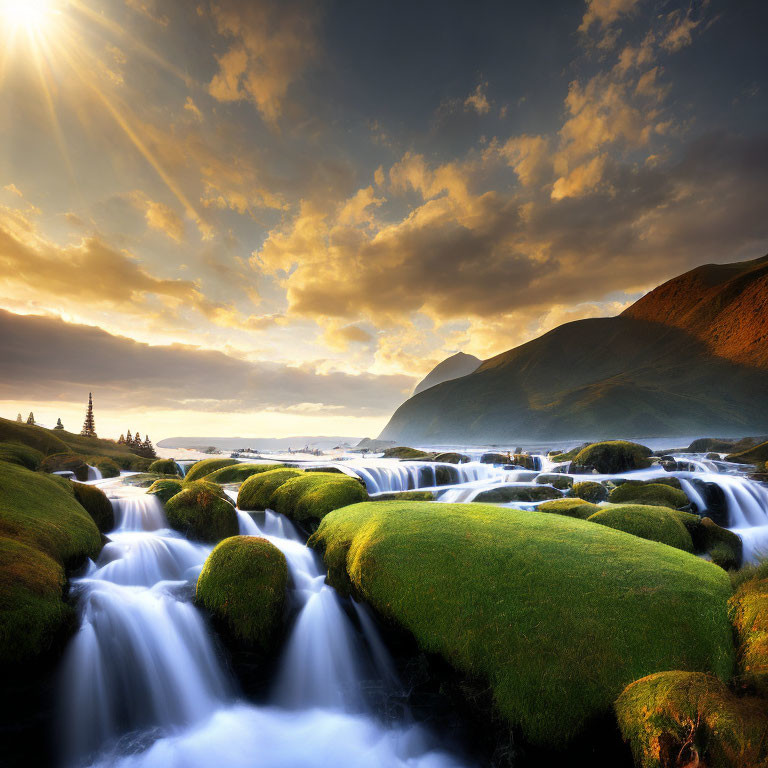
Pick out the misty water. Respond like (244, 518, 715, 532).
(56, 448, 768, 766)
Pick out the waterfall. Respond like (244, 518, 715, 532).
(112, 495, 168, 531)
(87, 464, 103, 481)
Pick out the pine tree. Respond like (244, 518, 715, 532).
(26, 412, 35, 425)
(80, 392, 97, 438)
(54, 418, 64, 430)
(118, 434, 125, 444)
(126, 430, 132, 443)
(134, 432, 142, 448)
(142, 436, 156, 458)
(16, 413, 22, 423)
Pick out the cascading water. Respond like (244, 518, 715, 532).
(86, 464, 103, 481)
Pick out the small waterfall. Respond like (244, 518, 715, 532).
(87, 464, 103, 481)
(112, 495, 168, 531)
(175, 461, 188, 477)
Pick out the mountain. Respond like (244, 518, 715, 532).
(412, 352, 482, 395)
(379, 254, 768, 445)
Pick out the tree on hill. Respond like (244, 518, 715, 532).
(118, 434, 125, 444)
(26, 412, 35, 425)
(80, 392, 97, 438)
(54, 418, 64, 430)
(16, 413, 22, 423)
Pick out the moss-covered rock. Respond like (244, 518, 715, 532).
(569, 480, 608, 503)
(473, 485, 562, 503)
(237, 468, 303, 511)
(729, 574, 768, 695)
(534, 473, 573, 490)
(270, 472, 368, 525)
(205, 462, 284, 484)
(165, 481, 238, 543)
(480, 452, 509, 464)
(196, 536, 287, 651)
(726, 440, 768, 466)
(310, 501, 734, 747)
(512, 454, 539, 470)
(0, 538, 74, 664)
(382, 446, 430, 459)
(431, 452, 470, 464)
(615, 671, 768, 768)
(538, 498, 600, 519)
(608, 482, 689, 509)
(146, 478, 184, 504)
(375, 490, 437, 501)
(148, 458, 180, 475)
(39, 452, 89, 481)
(0, 442, 44, 471)
(72, 482, 114, 533)
(694, 517, 743, 571)
(588, 505, 694, 552)
(571, 441, 652, 474)
(0, 462, 101, 568)
(87, 456, 121, 478)
(184, 457, 239, 482)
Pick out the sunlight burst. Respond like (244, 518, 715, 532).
(0, 0, 57, 34)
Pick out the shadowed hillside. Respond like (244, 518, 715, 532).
(380, 254, 768, 444)
(412, 352, 481, 396)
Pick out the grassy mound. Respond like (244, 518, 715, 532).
(0, 442, 44, 471)
(237, 468, 303, 511)
(184, 458, 240, 482)
(146, 478, 184, 504)
(569, 480, 608, 503)
(535, 473, 573, 490)
(538, 498, 599, 519)
(375, 490, 437, 501)
(382, 446, 430, 459)
(72, 482, 114, 533)
(165, 481, 238, 543)
(271, 473, 368, 525)
(695, 517, 743, 571)
(205, 463, 284, 484)
(473, 485, 562, 503)
(615, 671, 768, 768)
(431, 452, 470, 464)
(310, 501, 734, 746)
(196, 536, 287, 650)
(571, 441, 652, 474)
(87, 456, 121, 478)
(609, 482, 688, 509)
(727, 440, 768, 466)
(588, 505, 694, 552)
(0, 462, 101, 568)
(39, 452, 89, 481)
(0, 538, 73, 664)
(729, 573, 768, 695)
(148, 458, 180, 475)
(549, 445, 587, 463)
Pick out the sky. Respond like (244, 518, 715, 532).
(0, 0, 767, 440)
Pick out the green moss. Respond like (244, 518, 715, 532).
(72, 482, 114, 533)
(538, 498, 599, 519)
(196, 536, 287, 650)
(0, 462, 101, 568)
(588, 505, 694, 552)
(534, 473, 573, 490)
(87, 456, 121, 478)
(148, 458, 180, 475)
(184, 457, 240, 482)
(512, 454, 538, 470)
(473, 485, 562, 503)
(310, 501, 734, 746)
(0, 538, 73, 665)
(694, 518, 743, 571)
(146, 478, 184, 504)
(431, 452, 470, 464)
(729, 575, 768, 695)
(0, 442, 44, 471)
(608, 482, 689, 509)
(615, 671, 768, 768)
(571, 441, 652, 474)
(205, 463, 284, 484)
(165, 481, 238, 543)
(548, 444, 588, 463)
(375, 490, 437, 501)
(237, 468, 303, 511)
(569, 480, 608, 503)
(39, 452, 89, 481)
(727, 440, 768, 466)
(480, 453, 509, 464)
(271, 473, 368, 524)
(381, 446, 431, 459)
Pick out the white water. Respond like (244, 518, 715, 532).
(86, 464, 103, 481)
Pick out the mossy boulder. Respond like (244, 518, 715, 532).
(568, 480, 608, 503)
(270, 472, 368, 525)
(480, 452, 509, 464)
(382, 446, 430, 459)
(431, 452, 470, 464)
(184, 457, 239, 482)
(548, 445, 586, 463)
(146, 478, 184, 504)
(165, 481, 238, 543)
(0, 538, 74, 664)
(615, 671, 768, 768)
(512, 454, 539, 470)
(726, 440, 768, 466)
(39, 452, 89, 481)
(148, 458, 180, 475)
(309, 501, 734, 746)
(87, 456, 121, 478)
(693, 517, 743, 571)
(608, 482, 689, 509)
(538, 498, 600, 519)
(729, 574, 768, 695)
(237, 468, 303, 511)
(588, 505, 694, 552)
(473, 485, 562, 503)
(196, 536, 287, 651)
(375, 490, 437, 501)
(72, 482, 114, 533)
(534, 473, 573, 490)
(205, 463, 284, 485)
(0, 462, 101, 568)
(571, 441, 652, 474)
(0, 442, 44, 471)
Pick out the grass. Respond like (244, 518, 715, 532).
(0, 442, 44, 471)
(205, 463, 284, 484)
(237, 468, 303, 511)
(146, 478, 184, 504)
(0, 537, 73, 664)
(572, 441, 653, 473)
(196, 536, 287, 649)
(538, 498, 599, 519)
(309, 501, 734, 746)
(608, 482, 689, 509)
(729, 573, 768, 695)
(184, 458, 240, 482)
(165, 481, 238, 543)
(615, 671, 768, 768)
(0, 461, 101, 568)
(588, 505, 694, 552)
(569, 481, 608, 503)
(148, 458, 180, 475)
(72, 482, 114, 533)
(270, 472, 368, 524)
